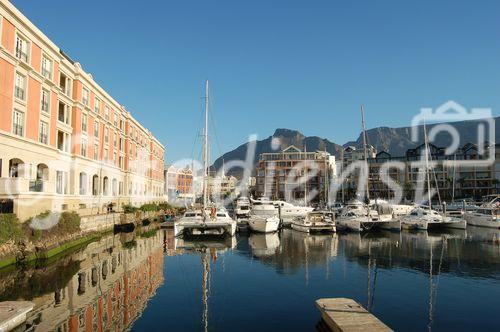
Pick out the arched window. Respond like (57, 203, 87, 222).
(8, 158, 24, 178)
(79, 172, 87, 195)
(92, 175, 99, 196)
(103, 177, 109, 196)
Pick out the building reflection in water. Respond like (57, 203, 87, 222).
(0, 230, 164, 331)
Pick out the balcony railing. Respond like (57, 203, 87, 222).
(16, 49, 28, 63)
(39, 133, 48, 144)
(29, 180, 44, 192)
(15, 86, 25, 100)
(13, 124, 24, 136)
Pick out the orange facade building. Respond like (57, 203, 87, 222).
(0, 0, 165, 220)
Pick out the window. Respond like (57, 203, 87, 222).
(113, 112, 117, 127)
(119, 138, 124, 151)
(15, 35, 29, 63)
(41, 89, 50, 113)
(104, 127, 109, 143)
(81, 138, 87, 157)
(79, 172, 87, 195)
(93, 122, 99, 138)
(56, 170, 68, 195)
(93, 144, 98, 161)
(113, 152, 117, 164)
(41, 56, 52, 79)
(57, 130, 70, 153)
(113, 134, 117, 148)
(104, 106, 109, 120)
(82, 114, 88, 132)
(104, 148, 109, 162)
(95, 98, 100, 113)
(59, 72, 71, 96)
(58, 102, 70, 124)
(13, 110, 24, 136)
(82, 87, 89, 106)
(120, 120, 124, 131)
(15, 72, 26, 100)
(39, 121, 48, 144)
(119, 156, 124, 169)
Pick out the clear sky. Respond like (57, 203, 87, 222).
(12, 0, 500, 163)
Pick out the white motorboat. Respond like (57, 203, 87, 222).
(291, 211, 336, 233)
(273, 200, 314, 226)
(401, 206, 466, 230)
(248, 198, 280, 233)
(465, 195, 500, 229)
(174, 207, 237, 237)
(235, 197, 251, 218)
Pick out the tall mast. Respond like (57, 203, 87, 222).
(304, 144, 307, 206)
(203, 80, 209, 208)
(361, 105, 370, 202)
(423, 121, 432, 208)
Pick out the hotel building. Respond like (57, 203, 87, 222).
(337, 143, 500, 201)
(0, 0, 165, 220)
(164, 165, 194, 202)
(255, 145, 336, 203)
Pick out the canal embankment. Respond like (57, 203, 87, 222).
(0, 203, 180, 270)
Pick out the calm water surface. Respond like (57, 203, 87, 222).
(0, 226, 499, 331)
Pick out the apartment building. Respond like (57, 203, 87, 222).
(164, 165, 194, 202)
(255, 145, 336, 203)
(0, 0, 165, 220)
(342, 143, 500, 201)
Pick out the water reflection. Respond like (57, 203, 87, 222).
(0, 230, 164, 331)
(0, 226, 498, 331)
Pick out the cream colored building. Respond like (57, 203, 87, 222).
(0, 0, 165, 220)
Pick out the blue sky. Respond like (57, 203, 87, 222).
(13, 0, 500, 162)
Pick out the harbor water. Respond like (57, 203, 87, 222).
(0, 227, 498, 331)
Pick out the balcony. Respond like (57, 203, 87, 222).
(29, 180, 44, 192)
(14, 86, 25, 100)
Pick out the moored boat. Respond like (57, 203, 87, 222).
(291, 210, 336, 233)
(248, 198, 280, 233)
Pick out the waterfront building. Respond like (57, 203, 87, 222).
(164, 165, 194, 202)
(255, 145, 336, 203)
(340, 142, 500, 201)
(0, 0, 165, 220)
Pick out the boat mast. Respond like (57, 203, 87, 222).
(304, 144, 308, 206)
(423, 122, 432, 209)
(361, 105, 370, 202)
(203, 80, 209, 209)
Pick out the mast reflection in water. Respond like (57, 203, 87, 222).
(0, 227, 498, 331)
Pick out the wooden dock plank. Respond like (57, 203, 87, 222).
(0, 301, 34, 332)
(315, 298, 392, 332)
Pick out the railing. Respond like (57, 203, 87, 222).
(39, 133, 48, 144)
(15, 86, 25, 100)
(15, 49, 28, 62)
(13, 124, 24, 136)
(29, 180, 44, 192)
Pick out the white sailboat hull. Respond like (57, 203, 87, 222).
(248, 217, 280, 233)
(174, 218, 236, 237)
(465, 213, 500, 229)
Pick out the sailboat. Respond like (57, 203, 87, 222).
(336, 106, 400, 232)
(401, 122, 466, 230)
(174, 81, 237, 237)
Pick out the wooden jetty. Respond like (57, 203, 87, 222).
(0, 301, 34, 332)
(315, 298, 392, 332)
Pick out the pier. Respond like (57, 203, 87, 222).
(0, 301, 34, 332)
(315, 298, 392, 332)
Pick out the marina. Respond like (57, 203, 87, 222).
(0, 226, 497, 331)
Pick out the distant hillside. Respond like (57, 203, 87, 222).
(344, 117, 499, 156)
(213, 117, 498, 178)
(211, 129, 343, 177)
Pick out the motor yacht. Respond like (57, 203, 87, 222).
(465, 195, 500, 229)
(291, 210, 336, 233)
(248, 198, 280, 233)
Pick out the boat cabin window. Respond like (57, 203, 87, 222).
(185, 212, 199, 217)
(410, 211, 418, 216)
(217, 213, 226, 217)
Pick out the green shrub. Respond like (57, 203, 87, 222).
(0, 214, 23, 244)
(122, 204, 138, 214)
(139, 203, 158, 212)
(57, 211, 80, 234)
